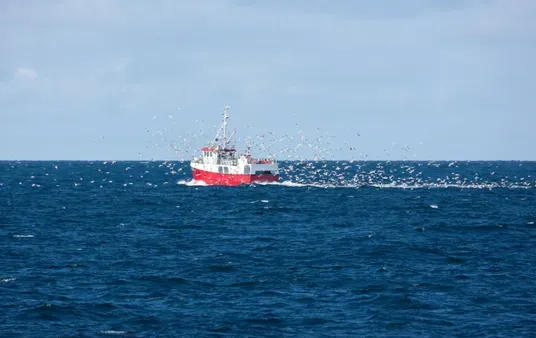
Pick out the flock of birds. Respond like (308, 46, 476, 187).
(0, 161, 536, 189)
(140, 110, 416, 163)
(1, 110, 534, 190)
(1, 159, 534, 191)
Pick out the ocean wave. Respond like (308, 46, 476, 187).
(254, 180, 533, 190)
(176, 179, 208, 186)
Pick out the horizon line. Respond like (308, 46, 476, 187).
(1, 159, 535, 163)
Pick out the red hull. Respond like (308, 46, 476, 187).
(192, 168, 278, 186)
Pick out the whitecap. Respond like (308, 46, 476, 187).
(100, 331, 127, 335)
(430, 204, 439, 209)
(177, 180, 208, 186)
(13, 234, 34, 238)
(280, 181, 309, 187)
(254, 180, 308, 188)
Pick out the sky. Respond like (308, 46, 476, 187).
(1, 0, 535, 161)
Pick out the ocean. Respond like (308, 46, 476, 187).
(1, 160, 535, 337)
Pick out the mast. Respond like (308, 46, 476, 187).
(223, 105, 229, 146)
(211, 105, 235, 150)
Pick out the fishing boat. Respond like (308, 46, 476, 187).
(190, 106, 279, 186)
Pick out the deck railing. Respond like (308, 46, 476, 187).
(192, 157, 277, 166)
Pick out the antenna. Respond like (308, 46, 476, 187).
(212, 105, 231, 147)
(223, 106, 230, 146)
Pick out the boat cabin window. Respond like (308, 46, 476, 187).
(255, 170, 273, 175)
(218, 166, 223, 173)
(223, 166, 229, 174)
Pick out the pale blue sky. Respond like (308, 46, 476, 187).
(1, 0, 535, 160)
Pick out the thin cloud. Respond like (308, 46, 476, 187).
(14, 67, 38, 81)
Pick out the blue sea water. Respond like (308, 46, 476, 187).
(1, 160, 535, 337)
